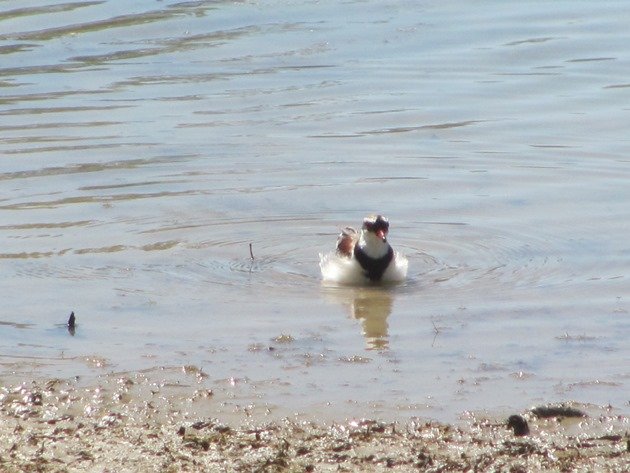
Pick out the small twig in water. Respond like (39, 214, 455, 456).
(431, 320, 441, 335)
(430, 319, 442, 348)
(249, 243, 255, 260)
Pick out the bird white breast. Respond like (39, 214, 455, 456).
(357, 231, 391, 259)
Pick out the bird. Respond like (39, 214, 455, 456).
(319, 215, 408, 284)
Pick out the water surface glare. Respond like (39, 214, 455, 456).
(1, 0, 629, 423)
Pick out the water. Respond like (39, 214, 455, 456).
(1, 0, 628, 422)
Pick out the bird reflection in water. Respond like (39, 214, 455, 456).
(325, 287, 394, 350)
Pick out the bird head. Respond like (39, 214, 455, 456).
(362, 215, 389, 242)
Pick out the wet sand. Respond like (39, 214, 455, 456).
(1, 372, 627, 472)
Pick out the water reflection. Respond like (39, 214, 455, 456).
(324, 287, 394, 350)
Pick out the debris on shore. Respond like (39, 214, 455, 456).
(0, 377, 627, 472)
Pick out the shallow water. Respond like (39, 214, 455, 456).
(1, 0, 629, 423)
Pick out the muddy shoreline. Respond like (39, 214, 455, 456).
(1, 373, 627, 472)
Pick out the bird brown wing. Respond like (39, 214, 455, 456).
(336, 227, 357, 257)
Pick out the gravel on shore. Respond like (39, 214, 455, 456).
(1, 375, 628, 472)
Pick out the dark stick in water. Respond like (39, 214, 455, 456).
(67, 311, 76, 336)
(249, 243, 255, 260)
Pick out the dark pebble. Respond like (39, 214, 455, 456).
(531, 405, 587, 419)
(507, 415, 530, 436)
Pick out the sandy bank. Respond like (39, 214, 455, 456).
(1, 374, 628, 472)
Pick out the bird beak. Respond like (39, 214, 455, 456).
(376, 229, 387, 240)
